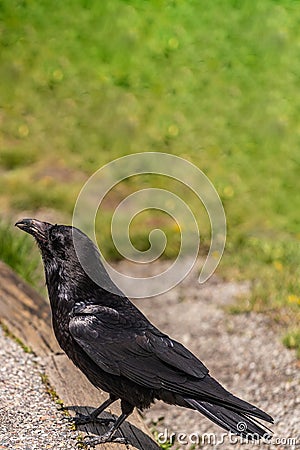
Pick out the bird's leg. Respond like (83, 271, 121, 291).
(82, 400, 134, 447)
(74, 394, 118, 425)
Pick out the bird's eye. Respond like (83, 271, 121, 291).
(49, 226, 63, 245)
(48, 226, 66, 257)
(50, 233, 59, 242)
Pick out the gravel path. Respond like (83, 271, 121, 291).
(0, 327, 79, 449)
(133, 271, 300, 450)
(0, 261, 299, 450)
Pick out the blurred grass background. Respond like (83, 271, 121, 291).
(0, 0, 299, 356)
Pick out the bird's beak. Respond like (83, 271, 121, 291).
(15, 218, 50, 240)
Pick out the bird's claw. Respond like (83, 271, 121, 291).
(73, 412, 115, 426)
(81, 433, 130, 447)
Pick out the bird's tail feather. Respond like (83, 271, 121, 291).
(184, 398, 273, 440)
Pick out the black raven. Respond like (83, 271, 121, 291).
(16, 218, 273, 445)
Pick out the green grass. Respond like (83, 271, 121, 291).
(0, 0, 299, 355)
(283, 330, 300, 359)
(223, 236, 300, 348)
(0, 221, 41, 286)
(40, 372, 65, 409)
(150, 418, 176, 449)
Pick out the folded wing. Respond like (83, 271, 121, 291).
(69, 303, 209, 389)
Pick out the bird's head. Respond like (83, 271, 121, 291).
(15, 218, 72, 260)
(15, 218, 117, 293)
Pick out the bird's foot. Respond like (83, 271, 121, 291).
(73, 412, 115, 426)
(81, 432, 130, 447)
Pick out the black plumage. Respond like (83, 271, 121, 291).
(16, 218, 274, 445)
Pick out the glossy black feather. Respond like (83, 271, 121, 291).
(69, 303, 209, 380)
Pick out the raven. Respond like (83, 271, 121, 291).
(16, 218, 273, 445)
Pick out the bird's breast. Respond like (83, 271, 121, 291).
(48, 289, 76, 355)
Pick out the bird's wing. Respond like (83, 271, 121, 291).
(69, 304, 208, 389)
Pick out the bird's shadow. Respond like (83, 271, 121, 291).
(66, 405, 161, 450)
